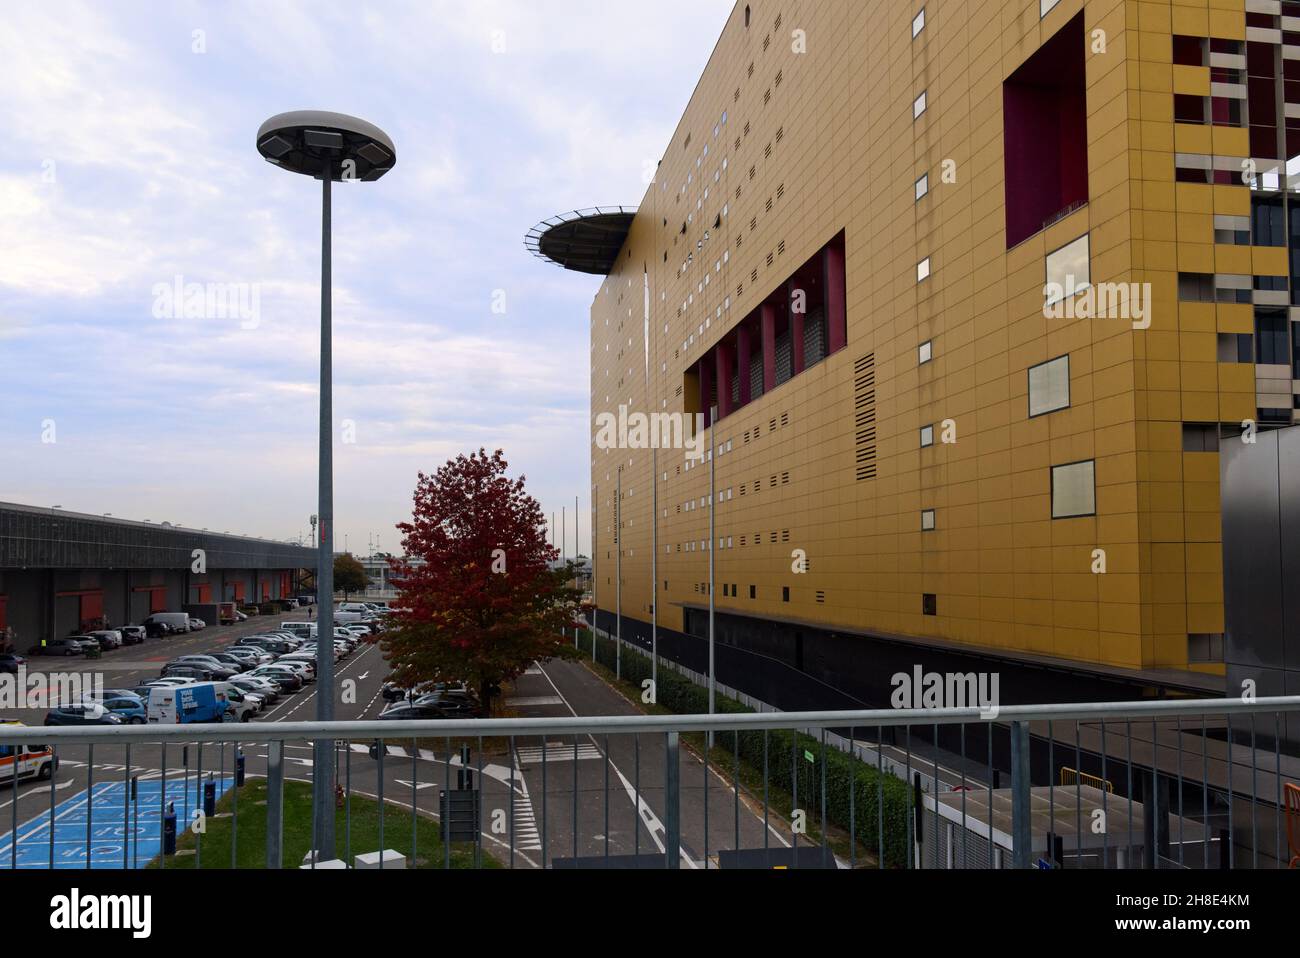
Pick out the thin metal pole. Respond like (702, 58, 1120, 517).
(707, 415, 716, 745)
(651, 447, 658, 695)
(84, 745, 93, 868)
(313, 159, 337, 861)
(9, 735, 17, 870)
(664, 731, 680, 868)
(266, 741, 284, 869)
(615, 468, 622, 680)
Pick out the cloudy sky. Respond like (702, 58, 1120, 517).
(0, 0, 732, 556)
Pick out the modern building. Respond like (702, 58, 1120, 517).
(531, 0, 1300, 707)
(0, 501, 314, 650)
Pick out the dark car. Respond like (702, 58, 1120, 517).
(87, 630, 122, 651)
(206, 653, 250, 672)
(45, 703, 124, 726)
(159, 664, 221, 681)
(410, 692, 482, 718)
(0, 653, 25, 674)
(143, 620, 170, 638)
(380, 700, 473, 720)
(118, 626, 146, 645)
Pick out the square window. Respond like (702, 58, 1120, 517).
(913, 91, 927, 119)
(922, 593, 937, 616)
(1187, 632, 1224, 664)
(1051, 460, 1096, 519)
(921, 509, 936, 531)
(917, 257, 931, 282)
(920, 424, 934, 447)
(1182, 423, 1220, 452)
(1028, 355, 1070, 417)
(915, 173, 929, 200)
(919, 340, 932, 364)
(1045, 234, 1090, 306)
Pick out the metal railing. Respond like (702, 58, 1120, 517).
(3, 696, 1300, 870)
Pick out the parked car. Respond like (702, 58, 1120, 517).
(118, 625, 146, 645)
(229, 675, 280, 703)
(233, 609, 248, 622)
(0, 653, 24, 674)
(222, 647, 272, 666)
(45, 703, 124, 726)
(245, 666, 302, 692)
(187, 617, 206, 631)
(410, 691, 482, 718)
(86, 630, 122, 651)
(97, 695, 147, 724)
(41, 637, 84, 657)
(206, 653, 251, 673)
(165, 657, 237, 679)
(160, 664, 223, 681)
(74, 638, 102, 656)
(143, 612, 191, 635)
(379, 701, 468, 720)
(143, 620, 171, 638)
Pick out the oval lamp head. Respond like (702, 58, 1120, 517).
(257, 110, 396, 182)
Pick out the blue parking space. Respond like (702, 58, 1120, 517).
(0, 775, 234, 869)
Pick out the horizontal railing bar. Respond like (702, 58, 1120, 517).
(2, 696, 1298, 745)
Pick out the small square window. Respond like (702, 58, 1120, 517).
(1051, 460, 1096, 519)
(1045, 235, 1090, 306)
(915, 173, 929, 200)
(922, 593, 937, 616)
(1187, 632, 1224, 664)
(921, 509, 936, 531)
(917, 257, 931, 282)
(912, 8, 925, 38)
(1028, 355, 1070, 417)
(1182, 423, 1220, 452)
(913, 91, 927, 119)
(920, 424, 935, 447)
(919, 340, 932, 365)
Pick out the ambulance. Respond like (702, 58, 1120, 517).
(0, 721, 58, 782)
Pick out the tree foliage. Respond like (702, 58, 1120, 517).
(333, 553, 368, 599)
(382, 449, 580, 713)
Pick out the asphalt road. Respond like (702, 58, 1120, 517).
(2, 620, 797, 869)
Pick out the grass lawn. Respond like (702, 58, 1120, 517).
(152, 778, 499, 869)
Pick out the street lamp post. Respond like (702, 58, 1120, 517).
(257, 110, 395, 862)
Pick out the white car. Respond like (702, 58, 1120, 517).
(261, 661, 315, 682)
(188, 617, 206, 631)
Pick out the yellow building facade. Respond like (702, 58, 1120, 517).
(570, 0, 1300, 685)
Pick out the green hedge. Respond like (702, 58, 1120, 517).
(585, 630, 911, 867)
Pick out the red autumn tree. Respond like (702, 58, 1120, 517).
(381, 448, 580, 714)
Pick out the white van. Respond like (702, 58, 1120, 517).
(146, 682, 232, 724)
(281, 621, 317, 639)
(143, 612, 191, 635)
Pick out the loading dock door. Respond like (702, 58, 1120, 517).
(197, 584, 212, 603)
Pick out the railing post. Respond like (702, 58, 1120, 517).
(1010, 721, 1031, 869)
(266, 741, 284, 870)
(664, 731, 680, 869)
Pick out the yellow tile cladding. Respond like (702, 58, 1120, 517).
(585, 0, 1268, 679)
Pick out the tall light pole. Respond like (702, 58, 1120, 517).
(257, 110, 395, 862)
(708, 406, 717, 746)
(615, 465, 622, 679)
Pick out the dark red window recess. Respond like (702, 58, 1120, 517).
(1003, 12, 1088, 248)
(686, 230, 846, 427)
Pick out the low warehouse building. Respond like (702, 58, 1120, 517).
(0, 501, 315, 651)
